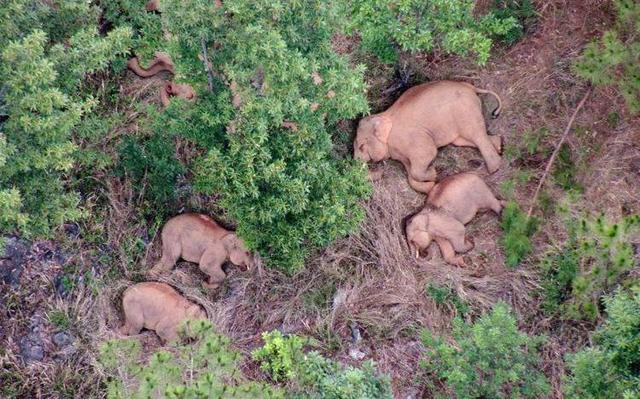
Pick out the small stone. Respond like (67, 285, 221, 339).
(348, 347, 366, 360)
(52, 332, 74, 348)
(19, 336, 44, 362)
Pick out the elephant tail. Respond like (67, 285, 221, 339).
(474, 87, 502, 118)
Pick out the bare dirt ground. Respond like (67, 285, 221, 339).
(1, 1, 639, 398)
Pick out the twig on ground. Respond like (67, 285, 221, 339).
(526, 88, 592, 218)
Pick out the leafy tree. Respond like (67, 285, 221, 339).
(421, 303, 550, 398)
(564, 286, 640, 398)
(346, 0, 520, 63)
(574, 0, 640, 113)
(252, 330, 393, 399)
(541, 213, 640, 321)
(99, 320, 284, 398)
(151, 0, 371, 273)
(0, 22, 131, 237)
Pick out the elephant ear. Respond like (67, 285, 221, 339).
(371, 115, 392, 143)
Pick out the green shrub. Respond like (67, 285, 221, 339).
(426, 283, 469, 316)
(500, 201, 537, 268)
(99, 320, 284, 398)
(0, 22, 131, 237)
(251, 331, 307, 382)
(253, 330, 393, 399)
(346, 0, 520, 64)
(421, 303, 550, 399)
(490, 0, 537, 44)
(552, 144, 582, 192)
(541, 213, 640, 321)
(574, 0, 640, 113)
(152, 0, 371, 274)
(564, 286, 640, 398)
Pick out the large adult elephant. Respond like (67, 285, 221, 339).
(353, 81, 503, 193)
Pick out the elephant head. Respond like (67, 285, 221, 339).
(354, 115, 392, 162)
(186, 304, 207, 321)
(405, 213, 433, 259)
(222, 234, 254, 271)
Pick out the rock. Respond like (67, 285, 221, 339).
(52, 331, 74, 348)
(350, 321, 362, 344)
(19, 335, 44, 362)
(348, 346, 366, 360)
(0, 236, 30, 287)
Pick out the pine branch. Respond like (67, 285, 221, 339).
(200, 37, 214, 92)
(526, 88, 592, 218)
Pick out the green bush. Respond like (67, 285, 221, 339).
(421, 303, 550, 399)
(541, 213, 640, 321)
(150, 0, 372, 274)
(564, 286, 640, 398)
(426, 283, 469, 316)
(500, 201, 537, 268)
(490, 0, 537, 44)
(253, 330, 393, 399)
(0, 20, 131, 237)
(346, 0, 520, 64)
(99, 320, 284, 398)
(574, 0, 640, 113)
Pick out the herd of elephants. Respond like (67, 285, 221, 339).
(119, 6, 508, 343)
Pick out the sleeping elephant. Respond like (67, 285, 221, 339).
(148, 213, 254, 290)
(405, 173, 504, 266)
(127, 52, 175, 78)
(160, 81, 196, 107)
(353, 81, 503, 193)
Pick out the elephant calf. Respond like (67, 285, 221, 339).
(149, 213, 254, 290)
(354, 81, 503, 193)
(160, 81, 196, 107)
(405, 173, 504, 266)
(120, 282, 206, 343)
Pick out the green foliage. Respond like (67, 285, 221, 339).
(541, 213, 640, 321)
(500, 201, 537, 268)
(251, 331, 307, 382)
(552, 144, 582, 192)
(253, 330, 393, 399)
(490, 0, 537, 44)
(564, 286, 640, 398)
(347, 0, 520, 64)
(426, 283, 469, 316)
(421, 303, 550, 399)
(0, 22, 131, 237)
(154, 0, 371, 273)
(99, 320, 284, 398)
(574, 0, 640, 113)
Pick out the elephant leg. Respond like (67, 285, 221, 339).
(149, 240, 181, 277)
(199, 250, 226, 291)
(156, 321, 178, 344)
(408, 175, 436, 194)
(443, 222, 474, 254)
(473, 135, 502, 174)
(435, 237, 466, 267)
(452, 136, 502, 154)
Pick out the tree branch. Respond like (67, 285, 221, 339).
(526, 88, 592, 218)
(200, 37, 214, 92)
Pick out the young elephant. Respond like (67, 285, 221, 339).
(405, 173, 504, 266)
(120, 282, 207, 343)
(127, 52, 175, 78)
(353, 81, 503, 193)
(149, 213, 254, 290)
(159, 81, 196, 107)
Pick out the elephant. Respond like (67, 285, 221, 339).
(148, 213, 254, 290)
(127, 52, 175, 78)
(405, 173, 504, 266)
(120, 282, 207, 343)
(160, 81, 196, 107)
(353, 81, 504, 193)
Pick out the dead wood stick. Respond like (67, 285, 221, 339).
(201, 37, 214, 92)
(526, 88, 591, 218)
